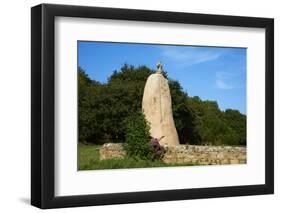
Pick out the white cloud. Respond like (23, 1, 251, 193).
(159, 46, 222, 67)
(215, 71, 244, 90)
(215, 78, 234, 90)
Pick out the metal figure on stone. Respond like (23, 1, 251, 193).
(156, 61, 163, 73)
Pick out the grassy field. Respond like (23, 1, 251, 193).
(78, 143, 195, 170)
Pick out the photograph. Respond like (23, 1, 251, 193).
(30, 3, 274, 209)
(78, 41, 247, 170)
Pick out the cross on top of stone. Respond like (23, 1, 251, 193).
(156, 61, 163, 73)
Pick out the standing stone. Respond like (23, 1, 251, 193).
(142, 62, 180, 146)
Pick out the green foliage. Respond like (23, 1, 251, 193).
(169, 80, 200, 144)
(78, 64, 246, 146)
(78, 64, 153, 143)
(186, 97, 246, 146)
(78, 67, 103, 142)
(123, 111, 153, 160)
(224, 109, 246, 145)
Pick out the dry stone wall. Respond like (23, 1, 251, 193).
(99, 143, 246, 165)
(99, 143, 126, 160)
(162, 145, 246, 165)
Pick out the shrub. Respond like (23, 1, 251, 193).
(123, 111, 153, 160)
(149, 137, 165, 160)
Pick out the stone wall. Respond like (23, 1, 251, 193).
(162, 145, 246, 165)
(99, 143, 246, 165)
(99, 143, 126, 160)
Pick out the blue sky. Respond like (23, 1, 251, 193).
(78, 41, 246, 114)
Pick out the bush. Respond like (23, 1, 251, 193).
(149, 137, 165, 160)
(123, 111, 153, 160)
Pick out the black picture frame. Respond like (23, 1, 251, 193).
(31, 3, 274, 209)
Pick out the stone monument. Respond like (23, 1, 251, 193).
(142, 62, 180, 146)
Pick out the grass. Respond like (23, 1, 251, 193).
(78, 143, 195, 170)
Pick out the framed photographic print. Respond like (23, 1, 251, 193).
(31, 3, 274, 209)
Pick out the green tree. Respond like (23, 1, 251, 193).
(224, 109, 246, 145)
(78, 64, 246, 146)
(78, 67, 104, 142)
(169, 80, 199, 144)
(104, 64, 153, 142)
(79, 64, 154, 143)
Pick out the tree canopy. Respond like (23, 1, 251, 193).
(78, 64, 246, 146)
